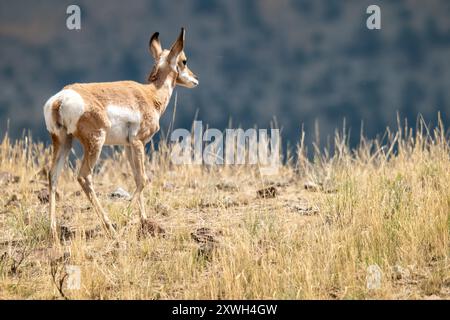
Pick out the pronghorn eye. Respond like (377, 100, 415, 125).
(182, 60, 187, 66)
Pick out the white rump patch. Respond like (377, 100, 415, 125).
(43, 89, 85, 134)
(105, 105, 141, 145)
(43, 94, 59, 133)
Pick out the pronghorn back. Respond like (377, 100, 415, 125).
(43, 81, 164, 146)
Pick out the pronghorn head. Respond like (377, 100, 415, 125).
(148, 28, 199, 88)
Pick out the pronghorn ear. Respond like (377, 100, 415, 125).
(149, 32, 162, 59)
(167, 27, 185, 65)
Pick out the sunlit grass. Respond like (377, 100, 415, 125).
(0, 116, 449, 299)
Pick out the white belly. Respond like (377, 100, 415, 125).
(104, 105, 141, 145)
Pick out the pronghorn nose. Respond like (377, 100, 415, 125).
(193, 75, 199, 86)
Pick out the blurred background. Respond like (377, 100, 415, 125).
(1, 0, 449, 153)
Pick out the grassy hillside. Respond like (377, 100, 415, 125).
(0, 118, 449, 299)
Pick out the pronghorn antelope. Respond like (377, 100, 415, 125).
(43, 28, 198, 243)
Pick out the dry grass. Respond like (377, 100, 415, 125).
(0, 117, 449, 299)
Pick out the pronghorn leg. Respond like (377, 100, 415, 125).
(125, 146, 141, 216)
(129, 140, 148, 221)
(49, 132, 72, 243)
(125, 146, 139, 186)
(77, 132, 116, 237)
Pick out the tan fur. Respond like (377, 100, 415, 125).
(46, 28, 198, 244)
(66, 80, 168, 144)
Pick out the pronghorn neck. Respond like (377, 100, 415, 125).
(148, 69, 177, 115)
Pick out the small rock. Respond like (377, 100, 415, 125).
(0, 171, 20, 185)
(288, 203, 319, 216)
(62, 205, 75, 216)
(199, 199, 214, 208)
(304, 181, 337, 193)
(197, 242, 216, 259)
(216, 181, 238, 191)
(85, 225, 102, 240)
(4, 194, 20, 208)
(37, 189, 49, 203)
(191, 227, 221, 244)
(263, 179, 291, 188)
(155, 203, 171, 216)
(392, 265, 411, 280)
(304, 181, 321, 192)
(36, 167, 48, 180)
(191, 227, 221, 260)
(223, 196, 239, 207)
(109, 187, 131, 200)
(443, 277, 450, 287)
(80, 205, 92, 212)
(73, 190, 82, 197)
(137, 219, 165, 239)
(36, 188, 60, 204)
(59, 224, 76, 241)
(162, 182, 175, 191)
(257, 186, 277, 198)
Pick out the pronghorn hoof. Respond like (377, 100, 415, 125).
(137, 219, 165, 239)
